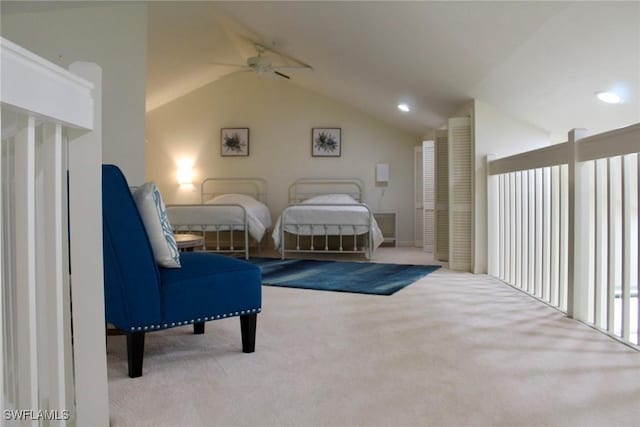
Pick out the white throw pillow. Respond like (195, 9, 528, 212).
(133, 182, 181, 268)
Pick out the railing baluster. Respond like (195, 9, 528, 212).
(515, 172, 522, 288)
(594, 159, 608, 327)
(498, 174, 505, 280)
(42, 122, 70, 412)
(607, 157, 623, 334)
(509, 172, 515, 284)
(621, 156, 630, 340)
(14, 115, 39, 411)
(637, 153, 640, 345)
(607, 157, 619, 333)
(535, 168, 543, 298)
(559, 165, 569, 311)
(528, 169, 536, 294)
(551, 165, 560, 307)
(521, 169, 528, 292)
(542, 167, 551, 302)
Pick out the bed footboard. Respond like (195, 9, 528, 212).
(278, 203, 374, 260)
(166, 204, 250, 259)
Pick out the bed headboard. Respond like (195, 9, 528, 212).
(200, 178, 267, 203)
(288, 177, 364, 203)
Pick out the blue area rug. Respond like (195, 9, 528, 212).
(248, 258, 440, 295)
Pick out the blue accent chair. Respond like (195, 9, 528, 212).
(102, 165, 261, 377)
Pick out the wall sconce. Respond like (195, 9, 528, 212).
(177, 160, 194, 185)
(376, 163, 390, 183)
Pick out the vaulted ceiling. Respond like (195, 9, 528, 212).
(134, 1, 640, 140)
(3, 1, 637, 139)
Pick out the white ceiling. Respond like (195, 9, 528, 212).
(146, 1, 639, 140)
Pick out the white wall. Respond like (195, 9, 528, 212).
(146, 72, 421, 245)
(1, 3, 148, 185)
(473, 99, 551, 273)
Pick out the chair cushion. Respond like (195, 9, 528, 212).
(133, 182, 181, 268)
(159, 252, 262, 324)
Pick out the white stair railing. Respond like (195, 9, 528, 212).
(487, 124, 640, 348)
(1, 38, 108, 426)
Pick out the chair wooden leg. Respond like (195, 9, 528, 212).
(194, 322, 205, 334)
(240, 314, 257, 353)
(127, 332, 145, 378)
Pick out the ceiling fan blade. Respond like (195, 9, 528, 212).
(208, 62, 245, 67)
(271, 66, 313, 71)
(274, 71, 291, 80)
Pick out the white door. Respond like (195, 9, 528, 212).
(422, 141, 435, 253)
(435, 131, 449, 261)
(448, 117, 473, 271)
(414, 146, 423, 247)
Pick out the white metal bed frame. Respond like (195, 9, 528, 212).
(166, 177, 268, 260)
(279, 177, 374, 259)
(201, 177, 267, 203)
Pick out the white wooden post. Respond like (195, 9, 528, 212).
(568, 128, 589, 320)
(486, 154, 499, 276)
(67, 62, 109, 427)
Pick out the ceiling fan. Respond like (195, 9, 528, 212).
(210, 43, 312, 80)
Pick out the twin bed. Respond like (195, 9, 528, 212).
(273, 178, 384, 259)
(166, 177, 384, 259)
(166, 178, 271, 259)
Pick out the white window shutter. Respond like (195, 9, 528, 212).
(422, 141, 435, 253)
(448, 117, 473, 271)
(435, 132, 449, 261)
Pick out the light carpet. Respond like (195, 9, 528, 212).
(107, 252, 640, 426)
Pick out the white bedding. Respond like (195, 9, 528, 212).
(272, 194, 384, 249)
(167, 194, 272, 242)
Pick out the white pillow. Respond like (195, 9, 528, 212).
(133, 182, 181, 268)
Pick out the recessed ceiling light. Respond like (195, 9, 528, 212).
(596, 91, 622, 104)
(397, 103, 410, 112)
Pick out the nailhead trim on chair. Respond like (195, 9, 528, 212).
(128, 307, 261, 332)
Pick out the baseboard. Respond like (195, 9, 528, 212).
(397, 241, 417, 247)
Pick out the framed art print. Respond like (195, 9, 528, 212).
(312, 128, 341, 157)
(221, 128, 249, 156)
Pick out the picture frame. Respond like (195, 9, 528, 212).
(312, 128, 341, 157)
(221, 128, 249, 157)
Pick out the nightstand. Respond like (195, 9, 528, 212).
(373, 210, 397, 247)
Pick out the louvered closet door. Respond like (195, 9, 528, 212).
(435, 131, 449, 261)
(448, 117, 472, 271)
(422, 141, 435, 253)
(414, 146, 423, 247)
